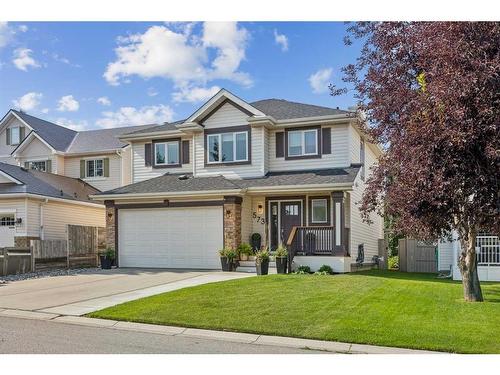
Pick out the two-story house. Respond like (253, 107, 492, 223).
(93, 89, 384, 272)
(0, 109, 151, 246)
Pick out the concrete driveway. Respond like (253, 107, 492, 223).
(0, 269, 252, 316)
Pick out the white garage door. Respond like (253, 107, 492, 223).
(118, 206, 223, 269)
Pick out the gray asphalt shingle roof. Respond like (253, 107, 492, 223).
(120, 120, 186, 136)
(12, 110, 77, 152)
(97, 165, 361, 196)
(250, 99, 352, 120)
(0, 162, 101, 203)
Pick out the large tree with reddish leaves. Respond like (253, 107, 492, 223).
(333, 22, 499, 302)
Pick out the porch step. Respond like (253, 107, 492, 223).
(236, 266, 277, 274)
(238, 260, 276, 268)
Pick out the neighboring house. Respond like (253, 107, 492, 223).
(438, 232, 500, 281)
(0, 109, 150, 192)
(93, 89, 384, 272)
(0, 162, 105, 247)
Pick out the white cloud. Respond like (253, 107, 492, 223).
(147, 87, 159, 97)
(104, 22, 251, 89)
(97, 96, 111, 106)
(57, 95, 80, 112)
(308, 68, 333, 94)
(52, 53, 81, 67)
(96, 104, 174, 129)
(273, 29, 288, 52)
(55, 117, 89, 131)
(41, 108, 49, 114)
(12, 48, 40, 71)
(172, 85, 220, 103)
(0, 22, 14, 49)
(12, 92, 42, 111)
(18, 25, 28, 33)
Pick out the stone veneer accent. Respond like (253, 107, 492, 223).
(104, 201, 116, 251)
(223, 196, 242, 250)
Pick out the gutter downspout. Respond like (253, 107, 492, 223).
(40, 198, 48, 240)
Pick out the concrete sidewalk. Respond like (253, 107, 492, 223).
(0, 308, 441, 354)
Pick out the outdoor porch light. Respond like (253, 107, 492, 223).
(257, 203, 264, 215)
(225, 209, 232, 219)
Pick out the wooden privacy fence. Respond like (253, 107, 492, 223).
(399, 238, 437, 273)
(0, 247, 32, 276)
(31, 224, 105, 271)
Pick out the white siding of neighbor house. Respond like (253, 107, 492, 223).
(202, 102, 249, 129)
(349, 125, 361, 164)
(64, 154, 122, 192)
(262, 127, 269, 174)
(26, 199, 41, 237)
(0, 198, 27, 235)
(53, 155, 65, 175)
(16, 137, 55, 173)
(40, 200, 105, 240)
(438, 238, 454, 271)
(268, 123, 350, 172)
(0, 117, 27, 162)
(349, 144, 384, 262)
(121, 146, 132, 186)
(132, 139, 192, 183)
(194, 126, 265, 179)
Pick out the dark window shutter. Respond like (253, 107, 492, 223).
(322, 128, 331, 154)
(19, 127, 25, 141)
(103, 158, 110, 177)
(182, 140, 190, 164)
(6, 128, 10, 145)
(80, 160, 85, 178)
(46, 159, 52, 173)
(144, 143, 152, 167)
(24, 161, 29, 169)
(275, 132, 284, 158)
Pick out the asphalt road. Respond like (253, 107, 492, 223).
(0, 317, 324, 354)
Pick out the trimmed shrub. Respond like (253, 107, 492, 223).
(388, 255, 399, 270)
(318, 264, 334, 274)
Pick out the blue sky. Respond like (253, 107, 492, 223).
(0, 22, 361, 130)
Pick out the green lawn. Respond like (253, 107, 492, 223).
(89, 271, 500, 353)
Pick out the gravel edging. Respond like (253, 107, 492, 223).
(0, 267, 106, 283)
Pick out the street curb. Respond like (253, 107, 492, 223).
(0, 309, 442, 354)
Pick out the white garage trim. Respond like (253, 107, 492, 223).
(118, 205, 223, 269)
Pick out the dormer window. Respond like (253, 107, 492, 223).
(207, 131, 248, 164)
(10, 127, 21, 145)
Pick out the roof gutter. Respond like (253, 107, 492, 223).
(245, 182, 354, 194)
(0, 193, 105, 208)
(90, 188, 246, 201)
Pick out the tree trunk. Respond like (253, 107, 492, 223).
(458, 229, 483, 302)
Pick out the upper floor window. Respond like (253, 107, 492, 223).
(288, 129, 318, 157)
(10, 127, 21, 145)
(86, 159, 104, 178)
(155, 141, 180, 166)
(207, 131, 248, 164)
(29, 161, 47, 172)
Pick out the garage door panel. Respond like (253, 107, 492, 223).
(118, 207, 223, 269)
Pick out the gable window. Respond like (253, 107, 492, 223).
(311, 199, 328, 223)
(288, 129, 318, 157)
(86, 159, 104, 178)
(207, 131, 248, 164)
(29, 161, 47, 172)
(10, 127, 21, 145)
(155, 141, 180, 166)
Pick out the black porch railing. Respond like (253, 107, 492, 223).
(286, 226, 350, 273)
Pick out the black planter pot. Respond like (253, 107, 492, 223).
(251, 234, 262, 252)
(275, 257, 287, 274)
(220, 257, 233, 272)
(255, 260, 269, 275)
(100, 256, 112, 270)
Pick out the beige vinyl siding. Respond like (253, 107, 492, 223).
(349, 145, 383, 261)
(268, 124, 350, 171)
(16, 137, 55, 173)
(349, 125, 361, 164)
(241, 195, 252, 245)
(132, 139, 192, 183)
(262, 127, 269, 174)
(41, 200, 105, 240)
(0, 117, 26, 159)
(194, 126, 264, 179)
(0, 198, 27, 235)
(121, 146, 132, 185)
(64, 154, 122, 191)
(53, 155, 65, 175)
(249, 196, 267, 246)
(202, 102, 249, 129)
(26, 199, 41, 237)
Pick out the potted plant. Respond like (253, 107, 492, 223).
(255, 248, 270, 275)
(99, 248, 115, 270)
(219, 248, 237, 271)
(237, 243, 252, 261)
(250, 233, 261, 253)
(275, 245, 288, 274)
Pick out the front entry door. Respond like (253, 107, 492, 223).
(269, 201, 302, 250)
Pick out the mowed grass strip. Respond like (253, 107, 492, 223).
(89, 271, 500, 353)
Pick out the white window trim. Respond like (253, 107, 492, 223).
(28, 160, 47, 172)
(311, 198, 328, 223)
(10, 127, 21, 145)
(207, 131, 248, 164)
(154, 141, 180, 166)
(287, 129, 318, 157)
(86, 158, 104, 179)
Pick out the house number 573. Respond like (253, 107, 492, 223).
(252, 212, 266, 225)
